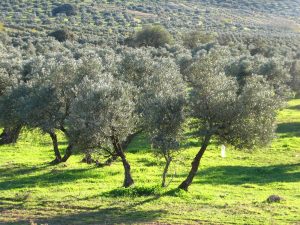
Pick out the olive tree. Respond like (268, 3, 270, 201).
(140, 58, 186, 187)
(68, 48, 186, 187)
(178, 50, 285, 191)
(52, 4, 77, 16)
(68, 73, 138, 187)
(182, 31, 215, 49)
(48, 29, 75, 42)
(23, 54, 107, 164)
(1, 54, 90, 163)
(0, 49, 24, 145)
(132, 25, 173, 48)
(19, 55, 78, 163)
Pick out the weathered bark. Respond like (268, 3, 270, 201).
(178, 134, 212, 191)
(120, 152, 134, 188)
(0, 125, 22, 145)
(111, 136, 134, 188)
(162, 156, 172, 187)
(61, 144, 73, 162)
(49, 131, 62, 164)
(59, 127, 72, 163)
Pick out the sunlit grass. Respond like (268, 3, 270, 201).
(0, 100, 299, 224)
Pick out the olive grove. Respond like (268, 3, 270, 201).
(0, 22, 297, 189)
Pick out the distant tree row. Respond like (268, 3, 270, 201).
(2, 0, 298, 47)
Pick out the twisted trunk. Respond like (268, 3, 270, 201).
(49, 131, 62, 164)
(61, 144, 73, 162)
(162, 156, 172, 187)
(178, 134, 212, 191)
(60, 127, 72, 163)
(0, 125, 22, 145)
(111, 136, 134, 188)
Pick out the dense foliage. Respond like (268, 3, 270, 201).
(52, 4, 77, 17)
(131, 25, 173, 48)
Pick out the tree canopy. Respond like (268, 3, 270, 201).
(133, 25, 173, 48)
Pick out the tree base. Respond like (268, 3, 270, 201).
(178, 182, 189, 192)
(0, 126, 22, 145)
(50, 158, 62, 165)
(123, 178, 134, 188)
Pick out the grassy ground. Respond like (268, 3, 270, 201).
(0, 100, 299, 225)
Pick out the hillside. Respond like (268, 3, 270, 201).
(0, 0, 300, 44)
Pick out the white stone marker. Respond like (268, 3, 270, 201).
(221, 145, 226, 158)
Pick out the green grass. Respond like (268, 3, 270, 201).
(0, 100, 300, 225)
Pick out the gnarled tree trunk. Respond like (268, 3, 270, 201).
(60, 128, 73, 163)
(111, 136, 134, 188)
(0, 125, 22, 145)
(49, 131, 62, 164)
(61, 144, 73, 162)
(178, 134, 211, 191)
(162, 156, 172, 187)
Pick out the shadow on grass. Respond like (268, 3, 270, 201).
(196, 163, 300, 185)
(1, 208, 166, 225)
(102, 185, 163, 198)
(102, 186, 190, 201)
(137, 158, 162, 167)
(0, 167, 99, 191)
(37, 140, 69, 148)
(276, 122, 300, 137)
(0, 164, 50, 177)
(288, 104, 300, 110)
